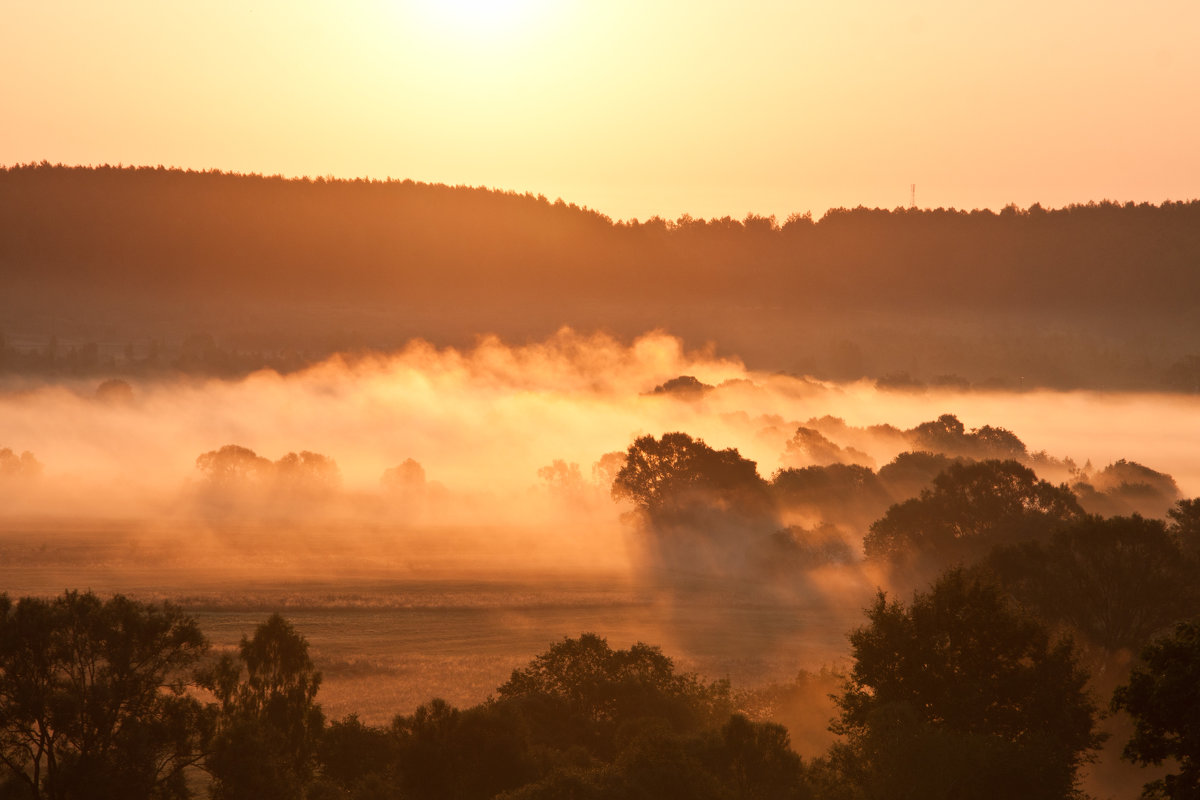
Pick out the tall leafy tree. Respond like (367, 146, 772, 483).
(500, 634, 729, 734)
(0, 591, 209, 800)
(612, 432, 778, 578)
(827, 570, 1104, 799)
(612, 432, 771, 521)
(200, 614, 324, 800)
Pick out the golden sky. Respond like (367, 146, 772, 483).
(4, 0, 1198, 220)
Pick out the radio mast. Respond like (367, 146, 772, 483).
(910, 184, 916, 209)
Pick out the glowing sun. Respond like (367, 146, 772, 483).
(418, 0, 548, 38)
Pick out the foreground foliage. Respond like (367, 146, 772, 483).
(1112, 618, 1200, 799)
(200, 614, 325, 800)
(3, 454, 1190, 799)
(985, 514, 1198, 652)
(0, 591, 209, 800)
(826, 570, 1104, 800)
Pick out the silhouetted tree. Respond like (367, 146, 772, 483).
(907, 414, 1027, 460)
(195, 445, 272, 487)
(492, 767, 626, 800)
(391, 698, 534, 800)
(312, 714, 400, 799)
(771, 464, 891, 531)
(611, 433, 770, 521)
(875, 451, 958, 500)
(600, 721, 725, 800)
(478, 634, 816, 798)
(984, 515, 1197, 652)
(710, 714, 811, 800)
(273, 451, 340, 495)
(194, 446, 340, 513)
(200, 614, 324, 800)
(863, 460, 1081, 566)
(491, 694, 810, 800)
(1112, 618, 1200, 799)
(612, 434, 779, 579)
(649, 375, 712, 399)
(908, 414, 969, 454)
(827, 570, 1104, 799)
(496, 633, 731, 758)
(1167, 498, 1200, 560)
(0, 591, 209, 800)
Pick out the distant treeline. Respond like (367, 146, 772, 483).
(3, 163, 1200, 388)
(5, 163, 1200, 310)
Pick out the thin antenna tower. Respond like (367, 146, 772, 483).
(910, 184, 916, 209)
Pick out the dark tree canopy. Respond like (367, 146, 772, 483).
(863, 459, 1081, 564)
(876, 450, 959, 500)
(389, 698, 534, 800)
(196, 445, 339, 491)
(497, 633, 730, 740)
(611, 432, 771, 521)
(343, 634, 806, 800)
(1167, 498, 1200, 560)
(907, 414, 1027, 460)
(1112, 618, 1200, 800)
(650, 375, 713, 398)
(829, 569, 1104, 800)
(984, 515, 1198, 652)
(200, 614, 324, 800)
(488, 634, 811, 800)
(0, 591, 209, 800)
(195, 444, 273, 485)
(771, 464, 892, 531)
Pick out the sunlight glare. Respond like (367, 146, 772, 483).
(417, 0, 548, 40)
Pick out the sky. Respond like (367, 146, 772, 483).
(3, 0, 1199, 221)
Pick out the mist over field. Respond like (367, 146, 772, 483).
(4, 329, 1196, 529)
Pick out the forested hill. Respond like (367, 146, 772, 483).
(2, 163, 1200, 389)
(4, 163, 1200, 310)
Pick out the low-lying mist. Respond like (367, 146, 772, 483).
(1, 325, 1194, 620)
(3, 328, 1196, 524)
